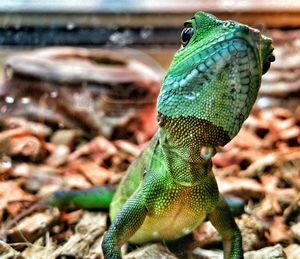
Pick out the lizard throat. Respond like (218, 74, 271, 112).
(157, 114, 218, 186)
(158, 113, 230, 147)
(157, 114, 227, 185)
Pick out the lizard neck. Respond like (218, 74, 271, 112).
(157, 126, 215, 187)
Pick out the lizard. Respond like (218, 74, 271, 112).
(48, 11, 275, 259)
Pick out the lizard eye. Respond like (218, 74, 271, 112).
(181, 27, 194, 47)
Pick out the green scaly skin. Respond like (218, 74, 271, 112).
(103, 12, 274, 259)
(48, 11, 274, 259)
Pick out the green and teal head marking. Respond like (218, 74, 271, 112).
(157, 11, 275, 147)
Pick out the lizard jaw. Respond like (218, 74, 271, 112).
(158, 39, 256, 144)
(158, 28, 274, 144)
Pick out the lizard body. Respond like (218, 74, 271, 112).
(103, 12, 274, 259)
(48, 11, 274, 259)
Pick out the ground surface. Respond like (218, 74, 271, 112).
(0, 29, 299, 258)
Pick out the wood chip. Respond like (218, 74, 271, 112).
(60, 210, 84, 225)
(1, 117, 52, 137)
(50, 129, 83, 148)
(291, 222, 300, 241)
(243, 153, 278, 177)
(217, 176, 265, 199)
(10, 135, 43, 158)
(0, 240, 24, 259)
(244, 244, 286, 259)
(124, 244, 178, 259)
(53, 211, 107, 258)
(62, 173, 92, 189)
(266, 216, 291, 243)
(78, 161, 110, 185)
(231, 128, 263, 149)
(236, 214, 266, 251)
(84, 235, 103, 259)
(0, 180, 34, 221)
(193, 221, 218, 247)
(114, 140, 141, 157)
(68, 136, 117, 162)
(192, 248, 222, 259)
(8, 208, 60, 243)
(284, 244, 300, 259)
(45, 145, 70, 167)
(22, 235, 57, 259)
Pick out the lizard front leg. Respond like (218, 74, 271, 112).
(208, 195, 243, 259)
(102, 192, 147, 259)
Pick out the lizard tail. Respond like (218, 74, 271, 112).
(46, 186, 116, 210)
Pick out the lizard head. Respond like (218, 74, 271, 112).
(157, 11, 275, 147)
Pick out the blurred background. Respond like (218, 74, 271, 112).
(0, 1, 299, 258)
(1, 0, 300, 71)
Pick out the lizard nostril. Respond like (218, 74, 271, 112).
(269, 54, 275, 62)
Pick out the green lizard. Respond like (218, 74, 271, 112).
(48, 11, 274, 259)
